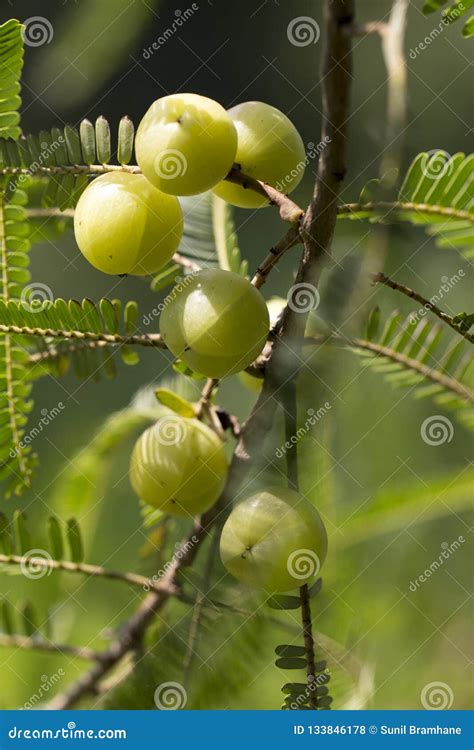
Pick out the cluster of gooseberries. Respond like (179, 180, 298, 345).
(130, 413, 327, 593)
(74, 92, 326, 592)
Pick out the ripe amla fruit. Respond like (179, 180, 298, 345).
(160, 269, 270, 379)
(74, 173, 183, 275)
(220, 487, 328, 592)
(213, 101, 306, 208)
(130, 413, 228, 515)
(135, 93, 238, 196)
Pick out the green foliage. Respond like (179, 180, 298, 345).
(274, 582, 333, 710)
(422, 0, 474, 37)
(339, 152, 474, 258)
(398, 152, 474, 257)
(0, 190, 36, 497)
(348, 309, 474, 428)
(0, 20, 36, 497)
(336, 467, 474, 547)
(0, 116, 136, 212)
(0, 20, 24, 141)
(0, 509, 85, 561)
(0, 296, 149, 382)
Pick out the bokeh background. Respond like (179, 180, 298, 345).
(0, 0, 472, 710)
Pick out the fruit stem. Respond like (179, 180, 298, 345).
(299, 583, 319, 710)
(225, 166, 304, 224)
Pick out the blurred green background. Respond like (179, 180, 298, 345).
(0, 0, 472, 710)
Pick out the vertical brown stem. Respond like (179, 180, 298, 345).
(300, 583, 319, 709)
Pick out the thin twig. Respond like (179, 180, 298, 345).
(0, 323, 164, 348)
(0, 633, 99, 661)
(372, 271, 474, 343)
(303, 334, 474, 403)
(0, 553, 176, 596)
(25, 200, 474, 226)
(46, 515, 213, 709)
(225, 166, 304, 224)
(195, 378, 218, 418)
(252, 223, 302, 289)
(349, 337, 474, 402)
(337, 200, 473, 223)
